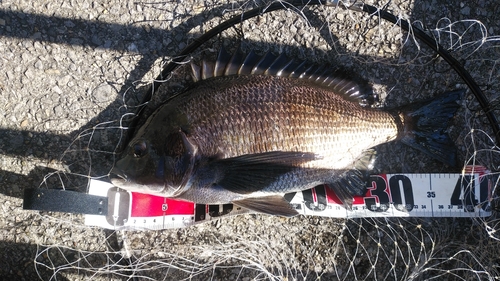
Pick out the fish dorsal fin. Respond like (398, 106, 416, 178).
(225, 48, 245, 76)
(190, 62, 201, 82)
(239, 50, 259, 75)
(202, 60, 214, 80)
(190, 46, 377, 107)
(215, 47, 232, 77)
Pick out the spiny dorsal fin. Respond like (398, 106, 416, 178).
(190, 62, 201, 82)
(239, 50, 259, 75)
(215, 47, 232, 77)
(202, 60, 214, 80)
(190, 46, 377, 107)
(225, 48, 245, 76)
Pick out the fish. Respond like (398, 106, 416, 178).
(110, 47, 463, 217)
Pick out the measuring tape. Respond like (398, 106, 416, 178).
(84, 166, 496, 230)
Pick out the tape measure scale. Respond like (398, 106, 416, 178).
(85, 166, 497, 230)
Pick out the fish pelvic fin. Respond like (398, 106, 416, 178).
(190, 46, 378, 107)
(233, 196, 299, 217)
(399, 89, 465, 167)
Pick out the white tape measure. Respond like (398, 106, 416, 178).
(85, 166, 496, 230)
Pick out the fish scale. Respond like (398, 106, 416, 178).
(175, 75, 399, 169)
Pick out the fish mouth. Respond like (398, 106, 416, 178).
(109, 167, 166, 194)
(109, 167, 128, 187)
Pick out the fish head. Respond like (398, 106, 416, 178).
(110, 128, 198, 197)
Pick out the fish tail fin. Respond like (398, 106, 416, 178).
(399, 90, 465, 167)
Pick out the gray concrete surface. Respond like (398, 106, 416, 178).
(1, 0, 499, 280)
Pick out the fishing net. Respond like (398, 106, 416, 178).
(0, 0, 499, 280)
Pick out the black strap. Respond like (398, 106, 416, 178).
(23, 188, 108, 215)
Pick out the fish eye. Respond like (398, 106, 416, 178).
(132, 140, 148, 158)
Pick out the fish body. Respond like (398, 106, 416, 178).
(110, 48, 462, 217)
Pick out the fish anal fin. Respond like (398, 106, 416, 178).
(354, 148, 377, 171)
(327, 169, 369, 210)
(233, 196, 298, 217)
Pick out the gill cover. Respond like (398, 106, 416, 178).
(161, 131, 197, 196)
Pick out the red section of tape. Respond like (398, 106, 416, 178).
(130, 192, 195, 217)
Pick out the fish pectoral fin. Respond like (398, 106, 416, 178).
(233, 196, 299, 217)
(327, 169, 369, 210)
(213, 151, 318, 194)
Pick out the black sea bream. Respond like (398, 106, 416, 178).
(110, 48, 463, 217)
